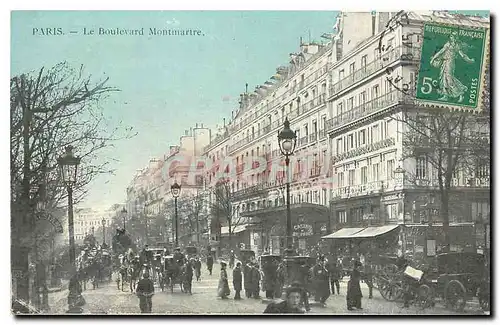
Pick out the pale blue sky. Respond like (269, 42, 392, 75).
(11, 10, 341, 208)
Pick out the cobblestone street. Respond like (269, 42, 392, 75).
(48, 265, 486, 315)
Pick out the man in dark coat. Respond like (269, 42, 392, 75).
(206, 254, 214, 275)
(251, 263, 261, 298)
(233, 262, 243, 299)
(184, 259, 194, 294)
(298, 261, 311, 311)
(310, 256, 330, 306)
(263, 286, 305, 314)
(346, 260, 363, 310)
(244, 262, 253, 298)
(136, 271, 155, 313)
(363, 261, 374, 299)
(194, 257, 202, 281)
(327, 260, 342, 295)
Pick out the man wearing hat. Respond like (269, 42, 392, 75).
(136, 271, 154, 313)
(263, 285, 305, 314)
(311, 255, 330, 306)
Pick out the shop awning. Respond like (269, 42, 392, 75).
(221, 225, 248, 235)
(349, 225, 400, 238)
(322, 227, 365, 239)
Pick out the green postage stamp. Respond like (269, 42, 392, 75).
(416, 23, 489, 111)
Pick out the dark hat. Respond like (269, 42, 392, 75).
(354, 260, 362, 268)
(285, 285, 303, 296)
(175, 247, 181, 251)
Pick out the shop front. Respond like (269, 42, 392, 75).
(242, 203, 330, 256)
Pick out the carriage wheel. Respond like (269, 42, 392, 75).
(376, 264, 403, 301)
(479, 296, 490, 311)
(445, 280, 467, 312)
(416, 284, 434, 310)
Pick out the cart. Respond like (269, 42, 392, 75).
(429, 252, 488, 312)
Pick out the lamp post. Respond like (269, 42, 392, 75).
(121, 207, 127, 231)
(102, 218, 106, 245)
(475, 213, 490, 259)
(278, 117, 297, 257)
(171, 181, 181, 248)
(393, 165, 406, 255)
(57, 145, 82, 313)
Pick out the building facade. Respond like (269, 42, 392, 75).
(325, 11, 490, 260)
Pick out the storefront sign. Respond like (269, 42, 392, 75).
(293, 224, 313, 237)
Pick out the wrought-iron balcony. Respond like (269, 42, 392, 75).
(326, 89, 410, 133)
(328, 45, 420, 98)
(332, 137, 396, 164)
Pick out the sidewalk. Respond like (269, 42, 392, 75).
(48, 280, 68, 293)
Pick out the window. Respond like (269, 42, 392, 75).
(361, 166, 368, 184)
(337, 101, 344, 116)
(349, 62, 355, 76)
(372, 124, 379, 143)
(361, 55, 367, 69)
(339, 69, 345, 81)
(323, 150, 328, 166)
(359, 130, 366, 145)
(347, 97, 354, 110)
(359, 91, 367, 105)
(322, 189, 327, 205)
(372, 84, 380, 99)
(321, 115, 327, 131)
(387, 159, 395, 179)
(336, 138, 343, 154)
(338, 172, 345, 187)
(386, 119, 393, 138)
(416, 156, 427, 179)
(386, 203, 398, 220)
(351, 207, 364, 223)
(337, 210, 347, 224)
(348, 134, 354, 149)
(348, 169, 355, 186)
(372, 163, 380, 181)
(476, 159, 489, 178)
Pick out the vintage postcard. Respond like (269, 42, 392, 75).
(10, 10, 490, 316)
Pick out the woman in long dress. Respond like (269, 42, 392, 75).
(218, 261, 231, 299)
(346, 260, 363, 310)
(430, 33, 475, 103)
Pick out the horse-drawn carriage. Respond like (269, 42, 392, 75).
(162, 255, 189, 293)
(185, 246, 198, 260)
(274, 255, 316, 298)
(371, 252, 490, 312)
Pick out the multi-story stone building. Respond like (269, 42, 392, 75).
(125, 124, 211, 247)
(324, 11, 490, 259)
(202, 11, 490, 258)
(73, 207, 115, 245)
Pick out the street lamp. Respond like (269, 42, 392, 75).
(102, 218, 106, 245)
(57, 145, 82, 313)
(171, 181, 181, 248)
(120, 207, 127, 231)
(278, 117, 297, 256)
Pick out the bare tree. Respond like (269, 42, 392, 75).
(210, 180, 243, 249)
(179, 190, 207, 244)
(393, 85, 490, 252)
(11, 62, 137, 246)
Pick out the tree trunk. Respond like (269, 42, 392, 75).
(440, 190, 451, 253)
(228, 219, 232, 251)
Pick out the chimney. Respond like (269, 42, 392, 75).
(190, 127, 193, 136)
(196, 123, 198, 128)
(223, 118, 226, 127)
(185, 130, 189, 136)
(201, 123, 203, 128)
(232, 111, 234, 119)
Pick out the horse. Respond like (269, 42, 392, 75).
(128, 261, 142, 293)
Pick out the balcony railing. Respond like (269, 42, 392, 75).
(326, 89, 409, 133)
(309, 133, 317, 142)
(332, 137, 396, 164)
(229, 94, 327, 154)
(329, 45, 420, 97)
(310, 166, 321, 178)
